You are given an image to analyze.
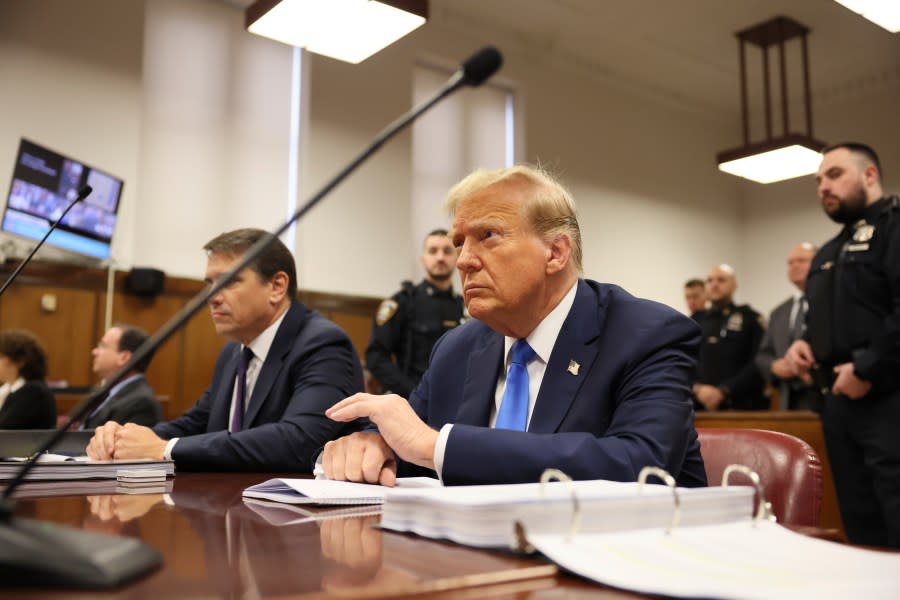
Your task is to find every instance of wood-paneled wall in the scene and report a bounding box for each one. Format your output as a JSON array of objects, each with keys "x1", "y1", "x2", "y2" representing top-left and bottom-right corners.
[{"x1": 0, "y1": 260, "x2": 380, "y2": 421}]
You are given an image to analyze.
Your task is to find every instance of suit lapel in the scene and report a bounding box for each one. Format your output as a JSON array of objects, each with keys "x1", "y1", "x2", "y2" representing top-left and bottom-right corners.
[
  {"x1": 94, "y1": 378, "x2": 140, "y2": 422},
  {"x1": 454, "y1": 332, "x2": 504, "y2": 426},
  {"x1": 244, "y1": 302, "x2": 304, "y2": 427},
  {"x1": 529, "y1": 280, "x2": 604, "y2": 434}
]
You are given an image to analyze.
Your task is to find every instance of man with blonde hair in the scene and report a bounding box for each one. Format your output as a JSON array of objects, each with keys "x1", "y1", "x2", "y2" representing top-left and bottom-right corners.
[{"x1": 322, "y1": 165, "x2": 706, "y2": 487}]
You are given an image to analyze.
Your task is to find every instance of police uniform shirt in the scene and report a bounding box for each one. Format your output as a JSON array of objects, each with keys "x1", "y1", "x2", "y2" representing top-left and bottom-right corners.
[
  {"x1": 695, "y1": 302, "x2": 766, "y2": 410},
  {"x1": 804, "y1": 196, "x2": 900, "y2": 395},
  {"x1": 365, "y1": 279, "x2": 464, "y2": 398}
]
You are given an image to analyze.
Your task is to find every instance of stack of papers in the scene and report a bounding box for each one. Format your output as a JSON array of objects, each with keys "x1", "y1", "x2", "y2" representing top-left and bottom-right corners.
[
  {"x1": 2, "y1": 478, "x2": 173, "y2": 499},
  {"x1": 381, "y1": 479, "x2": 754, "y2": 548},
  {"x1": 0, "y1": 456, "x2": 175, "y2": 481}
]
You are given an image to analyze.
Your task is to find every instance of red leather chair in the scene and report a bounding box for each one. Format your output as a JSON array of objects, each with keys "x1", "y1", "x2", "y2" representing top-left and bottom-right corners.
[{"x1": 697, "y1": 428, "x2": 824, "y2": 526}]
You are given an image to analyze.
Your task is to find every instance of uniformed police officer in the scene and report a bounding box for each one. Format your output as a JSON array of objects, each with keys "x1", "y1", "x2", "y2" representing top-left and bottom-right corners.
[
  {"x1": 365, "y1": 229, "x2": 464, "y2": 398},
  {"x1": 786, "y1": 142, "x2": 900, "y2": 549},
  {"x1": 692, "y1": 264, "x2": 766, "y2": 411}
]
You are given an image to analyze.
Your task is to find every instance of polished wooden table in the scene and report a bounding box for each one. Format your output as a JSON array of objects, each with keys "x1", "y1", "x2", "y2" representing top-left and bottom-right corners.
[{"x1": 4, "y1": 473, "x2": 646, "y2": 598}]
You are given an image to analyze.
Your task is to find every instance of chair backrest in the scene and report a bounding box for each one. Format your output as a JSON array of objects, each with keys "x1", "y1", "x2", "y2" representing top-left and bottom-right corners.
[{"x1": 696, "y1": 428, "x2": 823, "y2": 526}]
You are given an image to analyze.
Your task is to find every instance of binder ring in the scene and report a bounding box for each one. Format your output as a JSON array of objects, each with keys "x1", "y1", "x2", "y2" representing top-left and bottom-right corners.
[
  {"x1": 539, "y1": 469, "x2": 581, "y2": 541},
  {"x1": 722, "y1": 464, "x2": 776, "y2": 525},
  {"x1": 637, "y1": 466, "x2": 680, "y2": 535}
]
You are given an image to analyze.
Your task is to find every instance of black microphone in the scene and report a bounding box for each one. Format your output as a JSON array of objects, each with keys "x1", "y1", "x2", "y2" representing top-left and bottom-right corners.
[
  {"x1": 0, "y1": 184, "x2": 93, "y2": 298},
  {"x1": 460, "y1": 46, "x2": 503, "y2": 86},
  {"x1": 0, "y1": 45, "x2": 503, "y2": 589}
]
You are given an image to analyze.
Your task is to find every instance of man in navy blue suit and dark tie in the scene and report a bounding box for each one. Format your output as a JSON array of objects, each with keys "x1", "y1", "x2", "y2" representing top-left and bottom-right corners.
[
  {"x1": 86, "y1": 228, "x2": 364, "y2": 471},
  {"x1": 322, "y1": 166, "x2": 707, "y2": 487}
]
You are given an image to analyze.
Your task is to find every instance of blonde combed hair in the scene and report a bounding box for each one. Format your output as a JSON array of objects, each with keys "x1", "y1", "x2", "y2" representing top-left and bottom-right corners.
[{"x1": 445, "y1": 165, "x2": 583, "y2": 273}]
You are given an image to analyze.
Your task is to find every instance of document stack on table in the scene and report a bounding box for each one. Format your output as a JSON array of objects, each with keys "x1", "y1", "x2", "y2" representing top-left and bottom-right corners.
[
  {"x1": 0, "y1": 455, "x2": 175, "y2": 481},
  {"x1": 379, "y1": 478, "x2": 754, "y2": 548},
  {"x1": 3, "y1": 477, "x2": 174, "y2": 499},
  {"x1": 378, "y1": 469, "x2": 900, "y2": 599}
]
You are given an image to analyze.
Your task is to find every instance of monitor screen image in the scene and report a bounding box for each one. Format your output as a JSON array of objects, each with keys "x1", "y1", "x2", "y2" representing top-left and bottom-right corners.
[{"x1": 3, "y1": 138, "x2": 123, "y2": 260}]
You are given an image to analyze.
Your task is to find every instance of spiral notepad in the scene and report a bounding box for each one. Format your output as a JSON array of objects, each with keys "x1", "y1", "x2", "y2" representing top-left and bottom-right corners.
[{"x1": 242, "y1": 476, "x2": 440, "y2": 506}]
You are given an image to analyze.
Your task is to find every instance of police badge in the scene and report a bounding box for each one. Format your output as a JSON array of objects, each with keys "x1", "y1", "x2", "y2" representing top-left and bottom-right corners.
[
  {"x1": 853, "y1": 223, "x2": 874, "y2": 243},
  {"x1": 375, "y1": 299, "x2": 399, "y2": 326}
]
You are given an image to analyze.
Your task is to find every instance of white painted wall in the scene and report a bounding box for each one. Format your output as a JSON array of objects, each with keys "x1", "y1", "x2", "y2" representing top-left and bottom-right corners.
[{"x1": 137, "y1": 0, "x2": 293, "y2": 279}]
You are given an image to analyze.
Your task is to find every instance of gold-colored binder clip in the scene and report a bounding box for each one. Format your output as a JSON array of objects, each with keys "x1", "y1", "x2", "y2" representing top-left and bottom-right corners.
[
  {"x1": 721, "y1": 464, "x2": 776, "y2": 525},
  {"x1": 513, "y1": 468, "x2": 581, "y2": 553},
  {"x1": 637, "y1": 466, "x2": 680, "y2": 535}
]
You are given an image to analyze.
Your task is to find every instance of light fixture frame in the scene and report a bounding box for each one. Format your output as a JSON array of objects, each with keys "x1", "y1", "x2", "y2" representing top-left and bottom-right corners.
[{"x1": 716, "y1": 16, "x2": 827, "y2": 183}]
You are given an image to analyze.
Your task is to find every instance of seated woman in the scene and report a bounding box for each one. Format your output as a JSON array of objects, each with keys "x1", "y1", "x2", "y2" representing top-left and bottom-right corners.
[{"x1": 0, "y1": 329, "x2": 56, "y2": 429}]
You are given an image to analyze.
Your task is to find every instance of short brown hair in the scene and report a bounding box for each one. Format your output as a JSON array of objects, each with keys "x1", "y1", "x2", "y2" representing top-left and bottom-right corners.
[
  {"x1": 822, "y1": 142, "x2": 882, "y2": 182},
  {"x1": 685, "y1": 278, "x2": 705, "y2": 289},
  {"x1": 203, "y1": 228, "x2": 297, "y2": 299},
  {"x1": 113, "y1": 324, "x2": 155, "y2": 373},
  {"x1": 0, "y1": 329, "x2": 48, "y2": 380}
]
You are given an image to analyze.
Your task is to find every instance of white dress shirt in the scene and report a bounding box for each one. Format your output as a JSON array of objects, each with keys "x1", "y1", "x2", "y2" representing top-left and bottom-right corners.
[
  {"x1": 432, "y1": 281, "x2": 579, "y2": 478},
  {"x1": 0, "y1": 377, "x2": 26, "y2": 412}
]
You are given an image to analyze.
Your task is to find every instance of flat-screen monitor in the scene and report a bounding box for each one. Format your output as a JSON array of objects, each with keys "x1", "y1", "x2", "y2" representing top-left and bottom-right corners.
[{"x1": 3, "y1": 138, "x2": 123, "y2": 260}]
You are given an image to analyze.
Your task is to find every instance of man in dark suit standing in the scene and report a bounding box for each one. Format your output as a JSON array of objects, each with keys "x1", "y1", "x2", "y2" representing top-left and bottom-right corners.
[
  {"x1": 321, "y1": 166, "x2": 706, "y2": 487},
  {"x1": 754, "y1": 243, "x2": 821, "y2": 411},
  {"x1": 82, "y1": 324, "x2": 162, "y2": 428},
  {"x1": 87, "y1": 228, "x2": 364, "y2": 471}
]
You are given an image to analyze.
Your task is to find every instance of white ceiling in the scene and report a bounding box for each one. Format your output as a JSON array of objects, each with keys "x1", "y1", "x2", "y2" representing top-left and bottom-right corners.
[
  {"x1": 428, "y1": 0, "x2": 900, "y2": 117},
  {"x1": 232, "y1": 1, "x2": 900, "y2": 119}
]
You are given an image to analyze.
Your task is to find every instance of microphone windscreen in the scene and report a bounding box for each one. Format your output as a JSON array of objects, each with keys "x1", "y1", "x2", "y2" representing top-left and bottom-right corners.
[
  {"x1": 461, "y1": 46, "x2": 503, "y2": 86},
  {"x1": 77, "y1": 185, "x2": 93, "y2": 200}
]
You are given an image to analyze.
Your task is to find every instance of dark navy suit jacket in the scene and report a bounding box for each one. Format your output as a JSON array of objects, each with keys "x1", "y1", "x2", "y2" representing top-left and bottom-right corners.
[
  {"x1": 154, "y1": 301, "x2": 364, "y2": 471},
  {"x1": 401, "y1": 279, "x2": 707, "y2": 487},
  {"x1": 84, "y1": 376, "x2": 162, "y2": 429}
]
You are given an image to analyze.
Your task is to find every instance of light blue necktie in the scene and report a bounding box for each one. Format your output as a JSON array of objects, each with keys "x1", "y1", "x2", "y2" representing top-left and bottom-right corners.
[{"x1": 495, "y1": 340, "x2": 536, "y2": 431}]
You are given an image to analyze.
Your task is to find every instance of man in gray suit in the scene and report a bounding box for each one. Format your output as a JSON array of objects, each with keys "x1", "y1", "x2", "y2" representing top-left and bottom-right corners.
[
  {"x1": 83, "y1": 325, "x2": 162, "y2": 429},
  {"x1": 755, "y1": 243, "x2": 822, "y2": 411}
]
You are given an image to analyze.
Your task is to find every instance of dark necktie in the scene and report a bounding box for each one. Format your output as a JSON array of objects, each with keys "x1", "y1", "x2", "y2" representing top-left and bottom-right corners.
[
  {"x1": 495, "y1": 340, "x2": 536, "y2": 431},
  {"x1": 791, "y1": 297, "x2": 807, "y2": 340},
  {"x1": 230, "y1": 346, "x2": 254, "y2": 433}
]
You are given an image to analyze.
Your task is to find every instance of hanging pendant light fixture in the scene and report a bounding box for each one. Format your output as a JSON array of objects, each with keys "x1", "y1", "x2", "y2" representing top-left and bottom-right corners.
[{"x1": 716, "y1": 16, "x2": 826, "y2": 184}]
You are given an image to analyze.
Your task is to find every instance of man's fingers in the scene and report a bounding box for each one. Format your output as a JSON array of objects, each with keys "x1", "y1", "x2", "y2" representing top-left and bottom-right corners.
[
  {"x1": 325, "y1": 438, "x2": 350, "y2": 481},
  {"x1": 378, "y1": 461, "x2": 397, "y2": 487},
  {"x1": 327, "y1": 397, "x2": 376, "y2": 422},
  {"x1": 88, "y1": 424, "x2": 118, "y2": 460},
  {"x1": 323, "y1": 433, "x2": 394, "y2": 484},
  {"x1": 343, "y1": 438, "x2": 367, "y2": 482},
  {"x1": 360, "y1": 442, "x2": 391, "y2": 484}
]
